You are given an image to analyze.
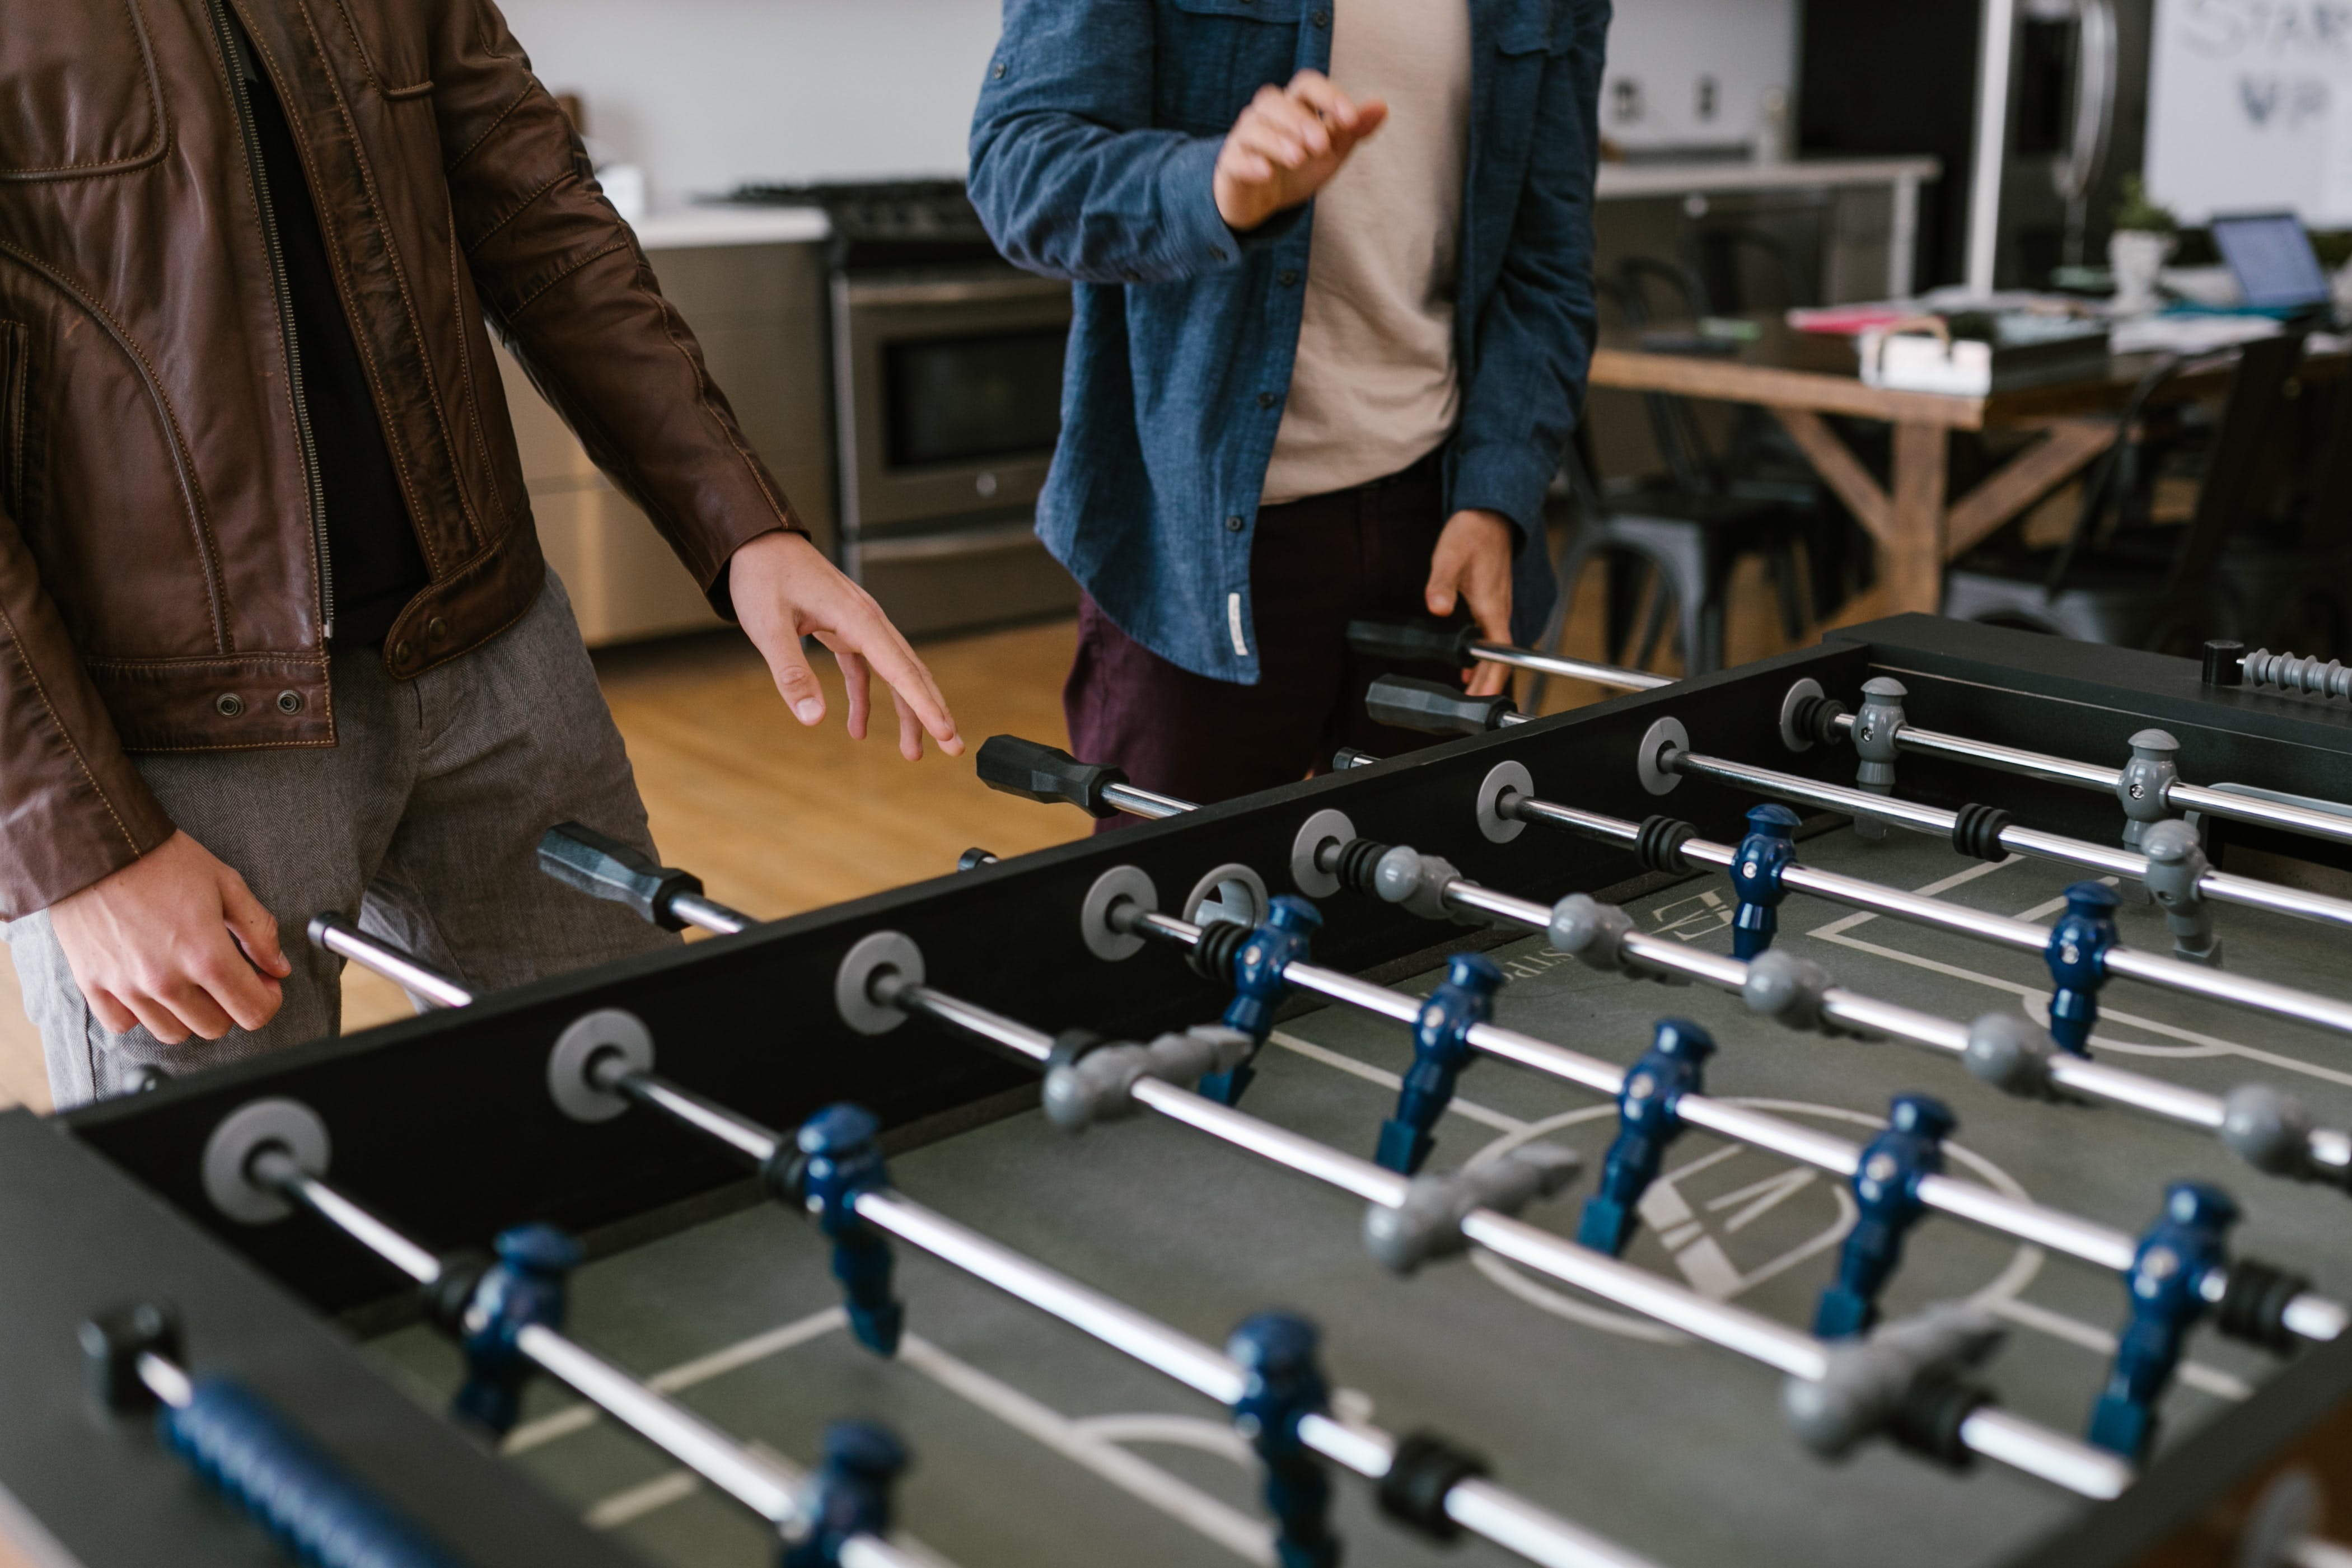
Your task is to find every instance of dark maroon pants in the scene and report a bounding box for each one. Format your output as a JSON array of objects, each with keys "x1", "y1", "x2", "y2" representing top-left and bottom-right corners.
[{"x1": 1065, "y1": 457, "x2": 1460, "y2": 827}]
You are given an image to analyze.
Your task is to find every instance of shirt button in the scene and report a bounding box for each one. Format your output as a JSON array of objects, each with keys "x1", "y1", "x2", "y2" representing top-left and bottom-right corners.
[
  {"x1": 428, "y1": 616, "x2": 450, "y2": 642},
  {"x1": 1226, "y1": 515, "x2": 1245, "y2": 533},
  {"x1": 1256, "y1": 391, "x2": 1276, "y2": 409},
  {"x1": 393, "y1": 640, "x2": 412, "y2": 664},
  {"x1": 1312, "y1": 9, "x2": 1330, "y2": 25},
  {"x1": 992, "y1": 60, "x2": 1007, "y2": 79},
  {"x1": 1278, "y1": 268, "x2": 1300, "y2": 287}
]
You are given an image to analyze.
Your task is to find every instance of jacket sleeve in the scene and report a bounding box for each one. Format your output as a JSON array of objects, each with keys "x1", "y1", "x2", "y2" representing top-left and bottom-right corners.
[
  {"x1": 428, "y1": 0, "x2": 805, "y2": 612},
  {"x1": 968, "y1": 0, "x2": 1294, "y2": 284},
  {"x1": 0, "y1": 506, "x2": 175, "y2": 916},
  {"x1": 1448, "y1": 0, "x2": 1608, "y2": 549}
]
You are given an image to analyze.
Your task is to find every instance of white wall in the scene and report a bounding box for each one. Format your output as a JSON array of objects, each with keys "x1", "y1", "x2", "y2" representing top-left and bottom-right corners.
[
  {"x1": 495, "y1": 0, "x2": 1003, "y2": 203},
  {"x1": 496, "y1": 0, "x2": 1799, "y2": 206},
  {"x1": 1601, "y1": 0, "x2": 1799, "y2": 153}
]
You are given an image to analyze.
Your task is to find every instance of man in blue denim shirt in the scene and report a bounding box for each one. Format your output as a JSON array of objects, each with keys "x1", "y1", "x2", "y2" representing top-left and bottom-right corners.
[{"x1": 970, "y1": 0, "x2": 1605, "y2": 808}]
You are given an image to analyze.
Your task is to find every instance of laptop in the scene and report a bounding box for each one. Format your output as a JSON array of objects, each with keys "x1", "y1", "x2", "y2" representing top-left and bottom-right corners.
[{"x1": 2209, "y1": 211, "x2": 2333, "y2": 314}]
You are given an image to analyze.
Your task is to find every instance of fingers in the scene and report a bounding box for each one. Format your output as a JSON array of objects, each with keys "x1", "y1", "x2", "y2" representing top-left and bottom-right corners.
[
  {"x1": 764, "y1": 634, "x2": 830, "y2": 728},
  {"x1": 218, "y1": 869, "x2": 291, "y2": 979},
  {"x1": 1284, "y1": 73, "x2": 1387, "y2": 152},
  {"x1": 829, "y1": 606, "x2": 963, "y2": 757},
  {"x1": 830, "y1": 642, "x2": 873, "y2": 743},
  {"x1": 1236, "y1": 86, "x2": 1331, "y2": 167},
  {"x1": 153, "y1": 972, "x2": 238, "y2": 1041},
  {"x1": 85, "y1": 988, "x2": 140, "y2": 1038},
  {"x1": 892, "y1": 686, "x2": 924, "y2": 764},
  {"x1": 116, "y1": 990, "x2": 193, "y2": 1047},
  {"x1": 1462, "y1": 582, "x2": 1515, "y2": 700},
  {"x1": 191, "y1": 938, "x2": 284, "y2": 1033}
]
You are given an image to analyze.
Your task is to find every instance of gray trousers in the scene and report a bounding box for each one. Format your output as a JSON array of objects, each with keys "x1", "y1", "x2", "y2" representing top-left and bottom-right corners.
[{"x1": 8, "y1": 573, "x2": 679, "y2": 1110}]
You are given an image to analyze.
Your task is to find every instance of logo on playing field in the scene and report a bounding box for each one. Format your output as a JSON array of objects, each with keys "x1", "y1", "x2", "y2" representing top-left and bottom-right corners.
[{"x1": 1469, "y1": 1101, "x2": 2043, "y2": 1344}]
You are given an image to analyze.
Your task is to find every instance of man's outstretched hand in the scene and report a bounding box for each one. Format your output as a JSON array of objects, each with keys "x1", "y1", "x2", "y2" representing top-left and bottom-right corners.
[
  {"x1": 49, "y1": 830, "x2": 291, "y2": 1045},
  {"x1": 1425, "y1": 511, "x2": 1517, "y2": 699},
  {"x1": 1214, "y1": 71, "x2": 1388, "y2": 232},
  {"x1": 729, "y1": 530, "x2": 964, "y2": 761}
]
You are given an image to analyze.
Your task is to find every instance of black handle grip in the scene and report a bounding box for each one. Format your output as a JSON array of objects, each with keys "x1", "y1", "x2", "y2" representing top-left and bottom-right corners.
[
  {"x1": 1366, "y1": 677, "x2": 1517, "y2": 737},
  {"x1": 537, "y1": 822, "x2": 704, "y2": 931},
  {"x1": 1346, "y1": 617, "x2": 1479, "y2": 669},
  {"x1": 976, "y1": 734, "x2": 1128, "y2": 818}
]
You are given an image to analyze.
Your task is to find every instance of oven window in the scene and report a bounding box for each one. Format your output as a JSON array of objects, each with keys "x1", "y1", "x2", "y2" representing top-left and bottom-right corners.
[{"x1": 883, "y1": 327, "x2": 1067, "y2": 470}]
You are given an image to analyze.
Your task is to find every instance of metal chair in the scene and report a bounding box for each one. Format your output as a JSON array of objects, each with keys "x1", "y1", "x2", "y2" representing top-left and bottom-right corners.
[
  {"x1": 1530, "y1": 261, "x2": 1813, "y2": 698},
  {"x1": 1940, "y1": 331, "x2": 2308, "y2": 652}
]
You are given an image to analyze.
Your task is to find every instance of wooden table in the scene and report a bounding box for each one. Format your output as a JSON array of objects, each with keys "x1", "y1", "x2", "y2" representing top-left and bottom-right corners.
[{"x1": 1585, "y1": 322, "x2": 2258, "y2": 616}]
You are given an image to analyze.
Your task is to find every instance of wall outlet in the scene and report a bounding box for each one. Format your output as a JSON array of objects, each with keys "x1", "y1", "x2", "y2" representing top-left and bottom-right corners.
[
  {"x1": 1613, "y1": 78, "x2": 1644, "y2": 123},
  {"x1": 1696, "y1": 75, "x2": 1720, "y2": 122}
]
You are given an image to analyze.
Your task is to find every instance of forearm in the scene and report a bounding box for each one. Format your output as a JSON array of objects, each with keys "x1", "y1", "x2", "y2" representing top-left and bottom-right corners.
[
  {"x1": 437, "y1": 0, "x2": 799, "y2": 603},
  {"x1": 970, "y1": 118, "x2": 1251, "y2": 285},
  {"x1": 1449, "y1": 24, "x2": 1604, "y2": 543}
]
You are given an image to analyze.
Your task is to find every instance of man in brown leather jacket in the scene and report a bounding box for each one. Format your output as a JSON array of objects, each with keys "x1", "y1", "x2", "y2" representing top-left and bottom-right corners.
[{"x1": 2, "y1": 0, "x2": 962, "y2": 1106}]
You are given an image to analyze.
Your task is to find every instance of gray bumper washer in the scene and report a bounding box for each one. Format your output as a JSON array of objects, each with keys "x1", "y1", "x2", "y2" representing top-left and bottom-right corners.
[
  {"x1": 836, "y1": 930, "x2": 924, "y2": 1035},
  {"x1": 1290, "y1": 808, "x2": 1358, "y2": 898},
  {"x1": 203, "y1": 1098, "x2": 331, "y2": 1224},
  {"x1": 1081, "y1": 865, "x2": 1158, "y2": 962},
  {"x1": 1638, "y1": 717, "x2": 1690, "y2": 796},
  {"x1": 549, "y1": 1008, "x2": 656, "y2": 1122},
  {"x1": 1186, "y1": 863, "x2": 1268, "y2": 929},
  {"x1": 1476, "y1": 760, "x2": 1533, "y2": 844},
  {"x1": 1780, "y1": 678, "x2": 1824, "y2": 753}
]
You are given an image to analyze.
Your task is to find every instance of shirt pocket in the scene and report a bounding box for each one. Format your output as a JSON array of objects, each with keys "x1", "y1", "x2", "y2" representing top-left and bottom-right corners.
[
  {"x1": 0, "y1": 0, "x2": 170, "y2": 181},
  {"x1": 1156, "y1": 0, "x2": 1307, "y2": 135}
]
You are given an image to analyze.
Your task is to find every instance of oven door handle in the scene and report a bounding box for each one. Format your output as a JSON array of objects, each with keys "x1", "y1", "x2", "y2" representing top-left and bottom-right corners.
[
  {"x1": 838, "y1": 274, "x2": 1073, "y2": 308},
  {"x1": 851, "y1": 522, "x2": 1046, "y2": 566}
]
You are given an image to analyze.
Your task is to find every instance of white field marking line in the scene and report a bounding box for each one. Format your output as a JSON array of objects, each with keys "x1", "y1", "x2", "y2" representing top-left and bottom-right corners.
[
  {"x1": 1072, "y1": 1412, "x2": 1257, "y2": 1465},
  {"x1": 1805, "y1": 855, "x2": 2025, "y2": 942},
  {"x1": 1808, "y1": 899, "x2": 2352, "y2": 1091},
  {"x1": 2016, "y1": 878, "x2": 2118, "y2": 924},
  {"x1": 896, "y1": 1334, "x2": 1276, "y2": 1566},
  {"x1": 585, "y1": 1469, "x2": 702, "y2": 1529},
  {"x1": 581, "y1": 1443, "x2": 961, "y2": 1566},
  {"x1": 505, "y1": 1305, "x2": 849, "y2": 1454},
  {"x1": 1267, "y1": 1031, "x2": 1523, "y2": 1130},
  {"x1": 1989, "y1": 1296, "x2": 2252, "y2": 1401},
  {"x1": 1267, "y1": 1025, "x2": 2222, "y2": 1379},
  {"x1": 557, "y1": 1315, "x2": 1270, "y2": 1557}
]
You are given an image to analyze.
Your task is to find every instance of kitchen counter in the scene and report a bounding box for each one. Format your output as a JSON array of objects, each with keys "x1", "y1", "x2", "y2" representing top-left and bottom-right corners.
[
  {"x1": 630, "y1": 205, "x2": 830, "y2": 251},
  {"x1": 1596, "y1": 155, "x2": 1941, "y2": 298},
  {"x1": 1595, "y1": 155, "x2": 1939, "y2": 200}
]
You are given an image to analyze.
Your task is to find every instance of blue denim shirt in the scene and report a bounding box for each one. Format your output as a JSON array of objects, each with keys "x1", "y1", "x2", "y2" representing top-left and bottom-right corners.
[{"x1": 970, "y1": 0, "x2": 1607, "y2": 684}]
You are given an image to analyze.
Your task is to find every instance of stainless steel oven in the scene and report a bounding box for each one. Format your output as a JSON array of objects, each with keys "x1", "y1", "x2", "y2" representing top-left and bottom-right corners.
[{"x1": 831, "y1": 268, "x2": 1076, "y2": 637}]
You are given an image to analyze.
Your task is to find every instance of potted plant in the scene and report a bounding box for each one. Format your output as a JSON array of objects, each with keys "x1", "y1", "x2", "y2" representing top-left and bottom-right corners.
[{"x1": 2110, "y1": 176, "x2": 2178, "y2": 315}]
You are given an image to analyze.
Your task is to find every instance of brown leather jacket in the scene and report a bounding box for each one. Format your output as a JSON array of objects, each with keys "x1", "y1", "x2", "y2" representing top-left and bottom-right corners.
[{"x1": 0, "y1": 0, "x2": 805, "y2": 915}]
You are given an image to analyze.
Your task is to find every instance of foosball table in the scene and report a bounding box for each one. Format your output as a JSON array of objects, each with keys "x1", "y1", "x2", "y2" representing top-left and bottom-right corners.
[{"x1": 7, "y1": 614, "x2": 2352, "y2": 1568}]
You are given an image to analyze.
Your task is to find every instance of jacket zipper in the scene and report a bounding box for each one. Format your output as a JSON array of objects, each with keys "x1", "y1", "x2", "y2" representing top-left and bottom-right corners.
[{"x1": 206, "y1": 0, "x2": 334, "y2": 642}]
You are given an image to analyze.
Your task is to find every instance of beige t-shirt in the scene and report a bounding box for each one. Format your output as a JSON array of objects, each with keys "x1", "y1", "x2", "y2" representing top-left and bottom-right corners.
[{"x1": 1259, "y1": 0, "x2": 1473, "y2": 507}]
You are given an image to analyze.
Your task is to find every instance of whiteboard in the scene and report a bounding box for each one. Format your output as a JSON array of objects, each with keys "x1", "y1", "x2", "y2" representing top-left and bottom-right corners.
[{"x1": 2145, "y1": 0, "x2": 2352, "y2": 226}]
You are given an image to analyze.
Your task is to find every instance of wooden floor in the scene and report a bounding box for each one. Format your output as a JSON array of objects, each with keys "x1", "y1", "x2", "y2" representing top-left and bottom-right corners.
[{"x1": 0, "y1": 556, "x2": 1854, "y2": 1117}]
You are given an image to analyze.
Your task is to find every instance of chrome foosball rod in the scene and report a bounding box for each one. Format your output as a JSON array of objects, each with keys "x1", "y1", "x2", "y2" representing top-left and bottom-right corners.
[
  {"x1": 966, "y1": 734, "x2": 2352, "y2": 1199},
  {"x1": 194, "y1": 1103, "x2": 932, "y2": 1568},
  {"x1": 1366, "y1": 676, "x2": 2352, "y2": 946}
]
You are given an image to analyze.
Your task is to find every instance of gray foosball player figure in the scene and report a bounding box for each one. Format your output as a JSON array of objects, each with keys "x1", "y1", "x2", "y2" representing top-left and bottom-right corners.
[
  {"x1": 1850, "y1": 678, "x2": 1906, "y2": 844},
  {"x1": 2113, "y1": 730, "x2": 2184, "y2": 906}
]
